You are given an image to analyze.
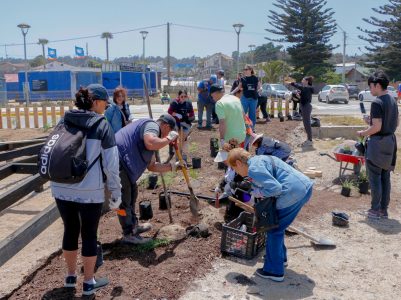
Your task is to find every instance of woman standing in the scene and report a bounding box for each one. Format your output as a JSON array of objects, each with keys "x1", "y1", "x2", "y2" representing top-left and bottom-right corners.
[
  {"x1": 105, "y1": 87, "x2": 131, "y2": 133},
  {"x1": 51, "y1": 84, "x2": 121, "y2": 296},
  {"x1": 168, "y1": 90, "x2": 195, "y2": 161},
  {"x1": 233, "y1": 65, "x2": 260, "y2": 131},
  {"x1": 290, "y1": 77, "x2": 314, "y2": 146},
  {"x1": 227, "y1": 148, "x2": 313, "y2": 282}
]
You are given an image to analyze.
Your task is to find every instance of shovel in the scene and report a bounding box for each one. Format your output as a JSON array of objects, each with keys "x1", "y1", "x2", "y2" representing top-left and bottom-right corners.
[
  {"x1": 227, "y1": 196, "x2": 335, "y2": 247},
  {"x1": 173, "y1": 142, "x2": 199, "y2": 216}
]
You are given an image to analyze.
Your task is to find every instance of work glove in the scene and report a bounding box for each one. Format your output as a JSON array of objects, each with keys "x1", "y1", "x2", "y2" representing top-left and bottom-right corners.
[
  {"x1": 170, "y1": 160, "x2": 186, "y2": 172},
  {"x1": 214, "y1": 186, "x2": 222, "y2": 196},
  {"x1": 174, "y1": 113, "x2": 183, "y2": 120},
  {"x1": 166, "y1": 130, "x2": 179, "y2": 142},
  {"x1": 109, "y1": 197, "x2": 122, "y2": 210},
  {"x1": 220, "y1": 139, "x2": 225, "y2": 148}
]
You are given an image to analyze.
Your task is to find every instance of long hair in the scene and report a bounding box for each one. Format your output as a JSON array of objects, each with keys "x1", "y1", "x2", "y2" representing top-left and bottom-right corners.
[
  {"x1": 75, "y1": 87, "x2": 93, "y2": 110},
  {"x1": 113, "y1": 87, "x2": 127, "y2": 104}
]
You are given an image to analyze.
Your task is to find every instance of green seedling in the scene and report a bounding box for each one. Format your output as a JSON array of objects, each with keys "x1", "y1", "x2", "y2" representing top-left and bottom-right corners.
[
  {"x1": 189, "y1": 168, "x2": 199, "y2": 180},
  {"x1": 358, "y1": 170, "x2": 368, "y2": 183},
  {"x1": 341, "y1": 179, "x2": 354, "y2": 189},
  {"x1": 134, "y1": 238, "x2": 171, "y2": 252}
]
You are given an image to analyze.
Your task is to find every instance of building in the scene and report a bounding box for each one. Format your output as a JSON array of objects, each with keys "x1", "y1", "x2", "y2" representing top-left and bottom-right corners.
[
  {"x1": 335, "y1": 63, "x2": 372, "y2": 83},
  {"x1": 201, "y1": 53, "x2": 233, "y2": 78}
]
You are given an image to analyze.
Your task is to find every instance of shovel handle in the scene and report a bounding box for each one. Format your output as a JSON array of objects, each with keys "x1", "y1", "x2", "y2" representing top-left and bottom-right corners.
[
  {"x1": 228, "y1": 196, "x2": 254, "y2": 213},
  {"x1": 173, "y1": 142, "x2": 192, "y2": 188}
]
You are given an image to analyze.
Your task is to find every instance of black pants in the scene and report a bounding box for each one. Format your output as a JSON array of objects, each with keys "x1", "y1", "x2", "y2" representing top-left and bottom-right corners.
[
  {"x1": 56, "y1": 199, "x2": 103, "y2": 257},
  {"x1": 212, "y1": 103, "x2": 219, "y2": 124},
  {"x1": 257, "y1": 97, "x2": 269, "y2": 119},
  {"x1": 300, "y1": 103, "x2": 312, "y2": 141},
  {"x1": 118, "y1": 165, "x2": 139, "y2": 235},
  {"x1": 293, "y1": 101, "x2": 298, "y2": 112}
]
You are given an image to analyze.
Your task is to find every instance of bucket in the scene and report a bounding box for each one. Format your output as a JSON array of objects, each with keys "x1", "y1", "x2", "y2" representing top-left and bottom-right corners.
[
  {"x1": 192, "y1": 157, "x2": 202, "y2": 169},
  {"x1": 159, "y1": 192, "x2": 172, "y2": 210},
  {"x1": 139, "y1": 200, "x2": 153, "y2": 220},
  {"x1": 147, "y1": 174, "x2": 158, "y2": 189}
]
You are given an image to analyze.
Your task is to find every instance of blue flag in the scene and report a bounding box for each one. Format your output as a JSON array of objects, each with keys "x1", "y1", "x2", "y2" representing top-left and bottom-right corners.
[
  {"x1": 48, "y1": 48, "x2": 57, "y2": 60},
  {"x1": 75, "y1": 46, "x2": 85, "y2": 57}
]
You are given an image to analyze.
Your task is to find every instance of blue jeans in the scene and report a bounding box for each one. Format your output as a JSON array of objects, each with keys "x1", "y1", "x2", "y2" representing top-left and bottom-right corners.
[
  {"x1": 197, "y1": 101, "x2": 213, "y2": 128},
  {"x1": 263, "y1": 187, "x2": 313, "y2": 275},
  {"x1": 366, "y1": 159, "x2": 391, "y2": 211},
  {"x1": 241, "y1": 96, "x2": 258, "y2": 131}
]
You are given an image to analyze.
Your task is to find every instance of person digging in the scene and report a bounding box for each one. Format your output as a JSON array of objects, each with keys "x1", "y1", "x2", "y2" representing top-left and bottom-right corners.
[{"x1": 115, "y1": 114, "x2": 181, "y2": 244}]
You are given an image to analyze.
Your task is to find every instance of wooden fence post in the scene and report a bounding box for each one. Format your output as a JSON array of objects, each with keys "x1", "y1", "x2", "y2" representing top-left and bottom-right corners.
[
  {"x1": 51, "y1": 106, "x2": 56, "y2": 126},
  {"x1": 6, "y1": 108, "x2": 11, "y2": 129},
  {"x1": 24, "y1": 107, "x2": 30, "y2": 129},
  {"x1": 60, "y1": 106, "x2": 65, "y2": 118},
  {"x1": 42, "y1": 106, "x2": 48, "y2": 128},
  {"x1": 15, "y1": 107, "x2": 21, "y2": 129},
  {"x1": 33, "y1": 107, "x2": 39, "y2": 128}
]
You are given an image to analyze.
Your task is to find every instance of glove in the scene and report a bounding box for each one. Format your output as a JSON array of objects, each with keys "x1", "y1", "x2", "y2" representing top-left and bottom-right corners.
[
  {"x1": 230, "y1": 180, "x2": 252, "y2": 191},
  {"x1": 220, "y1": 139, "x2": 225, "y2": 148},
  {"x1": 214, "y1": 186, "x2": 222, "y2": 196},
  {"x1": 109, "y1": 197, "x2": 122, "y2": 210},
  {"x1": 174, "y1": 113, "x2": 183, "y2": 120},
  {"x1": 170, "y1": 160, "x2": 186, "y2": 172},
  {"x1": 166, "y1": 130, "x2": 179, "y2": 142}
]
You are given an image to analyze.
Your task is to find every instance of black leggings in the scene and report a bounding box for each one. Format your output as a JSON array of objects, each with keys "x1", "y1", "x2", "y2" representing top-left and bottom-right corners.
[{"x1": 56, "y1": 199, "x2": 103, "y2": 257}]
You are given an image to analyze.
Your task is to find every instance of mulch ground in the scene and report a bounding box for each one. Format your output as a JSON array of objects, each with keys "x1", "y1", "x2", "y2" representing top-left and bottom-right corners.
[{"x1": 4, "y1": 118, "x2": 368, "y2": 300}]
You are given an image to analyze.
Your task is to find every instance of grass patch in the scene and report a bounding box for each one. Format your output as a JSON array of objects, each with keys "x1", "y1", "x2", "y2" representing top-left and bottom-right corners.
[
  {"x1": 134, "y1": 238, "x2": 171, "y2": 252},
  {"x1": 315, "y1": 139, "x2": 343, "y2": 151},
  {"x1": 320, "y1": 116, "x2": 366, "y2": 126}
]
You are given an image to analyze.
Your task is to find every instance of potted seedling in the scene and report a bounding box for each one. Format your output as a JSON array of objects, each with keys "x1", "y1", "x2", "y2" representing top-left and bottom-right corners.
[
  {"x1": 189, "y1": 142, "x2": 201, "y2": 169},
  {"x1": 138, "y1": 177, "x2": 153, "y2": 220},
  {"x1": 341, "y1": 180, "x2": 353, "y2": 197},
  {"x1": 342, "y1": 146, "x2": 353, "y2": 155},
  {"x1": 158, "y1": 172, "x2": 173, "y2": 210},
  {"x1": 358, "y1": 170, "x2": 369, "y2": 194}
]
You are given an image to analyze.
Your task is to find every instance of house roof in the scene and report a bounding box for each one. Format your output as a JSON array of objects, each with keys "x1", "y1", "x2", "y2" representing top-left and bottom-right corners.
[
  {"x1": 31, "y1": 61, "x2": 101, "y2": 72},
  {"x1": 335, "y1": 62, "x2": 372, "y2": 76}
]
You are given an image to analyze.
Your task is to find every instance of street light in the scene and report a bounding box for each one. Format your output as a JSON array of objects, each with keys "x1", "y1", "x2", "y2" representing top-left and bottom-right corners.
[
  {"x1": 140, "y1": 31, "x2": 148, "y2": 61},
  {"x1": 17, "y1": 23, "x2": 31, "y2": 105},
  {"x1": 248, "y1": 44, "x2": 256, "y2": 65},
  {"x1": 233, "y1": 23, "x2": 244, "y2": 74}
]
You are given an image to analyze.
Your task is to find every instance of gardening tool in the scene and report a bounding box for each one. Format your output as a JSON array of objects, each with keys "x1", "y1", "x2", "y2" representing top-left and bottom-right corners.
[
  {"x1": 227, "y1": 196, "x2": 336, "y2": 247},
  {"x1": 170, "y1": 190, "x2": 215, "y2": 201},
  {"x1": 142, "y1": 74, "x2": 173, "y2": 223},
  {"x1": 173, "y1": 142, "x2": 199, "y2": 216}
]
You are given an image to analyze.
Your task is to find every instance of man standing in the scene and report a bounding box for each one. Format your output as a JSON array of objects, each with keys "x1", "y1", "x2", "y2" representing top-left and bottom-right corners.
[
  {"x1": 115, "y1": 114, "x2": 179, "y2": 244},
  {"x1": 210, "y1": 84, "x2": 246, "y2": 147},
  {"x1": 357, "y1": 71, "x2": 399, "y2": 219},
  {"x1": 197, "y1": 79, "x2": 213, "y2": 129}
]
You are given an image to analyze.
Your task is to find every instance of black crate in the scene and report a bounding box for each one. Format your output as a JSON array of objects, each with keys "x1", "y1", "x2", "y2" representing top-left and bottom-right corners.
[{"x1": 221, "y1": 212, "x2": 266, "y2": 259}]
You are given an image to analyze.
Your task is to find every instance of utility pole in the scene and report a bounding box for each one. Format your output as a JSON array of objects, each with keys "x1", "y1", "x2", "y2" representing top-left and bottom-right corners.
[
  {"x1": 86, "y1": 43, "x2": 89, "y2": 68},
  {"x1": 167, "y1": 22, "x2": 171, "y2": 87},
  {"x1": 248, "y1": 44, "x2": 255, "y2": 65},
  {"x1": 342, "y1": 31, "x2": 346, "y2": 83},
  {"x1": 4, "y1": 45, "x2": 8, "y2": 60},
  {"x1": 233, "y1": 23, "x2": 244, "y2": 75},
  {"x1": 17, "y1": 23, "x2": 31, "y2": 106}
]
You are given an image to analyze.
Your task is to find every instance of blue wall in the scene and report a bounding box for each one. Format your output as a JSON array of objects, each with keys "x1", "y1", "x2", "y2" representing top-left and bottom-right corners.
[{"x1": 76, "y1": 71, "x2": 101, "y2": 90}]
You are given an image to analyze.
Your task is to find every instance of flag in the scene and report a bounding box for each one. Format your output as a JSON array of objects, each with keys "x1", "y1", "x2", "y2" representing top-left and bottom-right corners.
[
  {"x1": 75, "y1": 46, "x2": 85, "y2": 58},
  {"x1": 48, "y1": 48, "x2": 57, "y2": 60}
]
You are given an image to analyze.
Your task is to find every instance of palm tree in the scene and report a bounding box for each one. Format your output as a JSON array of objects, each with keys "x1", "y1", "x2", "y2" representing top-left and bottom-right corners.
[
  {"x1": 38, "y1": 38, "x2": 49, "y2": 68},
  {"x1": 101, "y1": 32, "x2": 113, "y2": 62},
  {"x1": 261, "y1": 60, "x2": 291, "y2": 83}
]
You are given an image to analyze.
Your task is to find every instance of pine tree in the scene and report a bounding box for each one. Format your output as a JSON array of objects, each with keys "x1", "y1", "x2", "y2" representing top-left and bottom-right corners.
[
  {"x1": 358, "y1": 0, "x2": 401, "y2": 81},
  {"x1": 266, "y1": 0, "x2": 337, "y2": 80}
]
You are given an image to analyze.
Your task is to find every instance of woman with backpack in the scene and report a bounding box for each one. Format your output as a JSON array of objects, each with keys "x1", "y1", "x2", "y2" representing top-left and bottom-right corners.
[
  {"x1": 105, "y1": 87, "x2": 131, "y2": 133},
  {"x1": 50, "y1": 84, "x2": 121, "y2": 296}
]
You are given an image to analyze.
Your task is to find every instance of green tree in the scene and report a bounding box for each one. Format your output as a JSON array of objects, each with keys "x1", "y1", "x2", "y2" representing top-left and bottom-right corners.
[
  {"x1": 30, "y1": 55, "x2": 45, "y2": 68},
  {"x1": 253, "y1": 42, "x2": 282, "y2": 63},
  {"x1": 358, "y1": 0, "x2": 401, "y2": 81},
  {"x1": 260, "y1": 60, "x2": 291, "y2": 83},
  {"x1": 266, "y1": 0, "x2": 337, "y2": 80}
]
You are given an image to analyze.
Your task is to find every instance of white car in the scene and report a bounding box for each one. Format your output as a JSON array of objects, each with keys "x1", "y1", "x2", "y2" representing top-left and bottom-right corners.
[
  {"x1": 358, "y1": 86, "x2": 398, "y2": 101},
  {"x1": 318, "y1": 85, "x2": 349, "y2": 104}
]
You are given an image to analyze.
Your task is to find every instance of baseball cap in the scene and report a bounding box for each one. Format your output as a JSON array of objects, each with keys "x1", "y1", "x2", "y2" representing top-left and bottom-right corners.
[
  {"x1": 209, "y1": 75, "x2": 217, "y2": 84},
  {"x1": 157, "y1": 114, "x2": 177, "y2": 129},
  {"x1": 249, "y1": 133, "x2": 264, "y2": 147},
  {"x1": 87, "y1": 84, "x2": 109, "y2": 101},
  {"x1": 214, "y1": 150, "x2": 228, "y2": 163},
  {"x1": 209, "y1": 84, "x2": 224, "y2": 95}
]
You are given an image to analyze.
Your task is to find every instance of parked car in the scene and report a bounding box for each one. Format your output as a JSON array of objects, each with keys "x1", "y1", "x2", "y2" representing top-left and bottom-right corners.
[
  {"x1": 318, "y1": 85, "x2": 349, "y2": 104},
  {"x1": 358, "y1": 86, "x2": 398, "y2": 101},
  {"x1": 342, "y1": 84, "x2": 360, "y2": 99},
  {"x1": 261, "y1": 83, "x2": 291, "y2": 99}
]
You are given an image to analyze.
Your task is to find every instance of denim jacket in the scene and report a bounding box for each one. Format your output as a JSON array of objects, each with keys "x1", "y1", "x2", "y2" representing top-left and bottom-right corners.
[
  {"x1": 248, "y1": 155, "x2": 313, "y2": 209},
  {"x1": 104, "y1": 103, "x2": 130, "y2": 133}
]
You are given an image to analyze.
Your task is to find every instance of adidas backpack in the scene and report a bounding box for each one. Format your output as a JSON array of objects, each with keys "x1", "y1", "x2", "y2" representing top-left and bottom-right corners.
[{"x1": 38, "y1": 116, "x2": 103, "y2": 183}]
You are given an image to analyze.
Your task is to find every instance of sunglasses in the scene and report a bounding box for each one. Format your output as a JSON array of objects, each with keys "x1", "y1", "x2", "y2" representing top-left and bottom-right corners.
[{"x1": 243, "y1": 68, "x2": 250, "y2": 71}]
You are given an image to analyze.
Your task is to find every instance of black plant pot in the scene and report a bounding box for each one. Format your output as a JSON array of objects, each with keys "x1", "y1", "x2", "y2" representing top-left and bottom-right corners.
[
  {"x1": 139, "y1": 200, "x2": 153, "y2": 220},
  {"x1": 218, "y1": 162, "x2": 227, "y2": 170},
  {"x1": 159, "y1": 192, "x2": 172, "y2": 210},
  {"x1": 210, "y1": 138, "x2": 218, "y2": 150},
  {"x1": 211, "y1": 148, "x2": 218, "y2": 158},
  {"x1": 192, "y1": 157, "x2": 202, "y2": 169},
  {"x1": 358, "y1": 181, "x2": 369, "y2": 194},
  {"x1": 279, "y1": 116, "x2": 285, "y2": 122},
  {"x1": 147, "y1": 174, "x2": 158, "y2": 189},
  {"x1": 341, "y1": 187, "x2": 351, "y2": 197}
]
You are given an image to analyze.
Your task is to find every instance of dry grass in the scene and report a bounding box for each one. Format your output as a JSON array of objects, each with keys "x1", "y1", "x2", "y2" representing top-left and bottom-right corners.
[{"x1": 320, "y1": 116, "x2": 366, "y2": 126}]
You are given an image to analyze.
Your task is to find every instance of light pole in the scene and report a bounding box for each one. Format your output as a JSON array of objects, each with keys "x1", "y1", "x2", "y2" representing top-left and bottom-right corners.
[
  {"x1": 233, "y1": 23, "x2": 244, "y2": 75},
  {"x1": 248, "y1": 44, "x2": 256, "y2": 65},
  {"x1": 140, "y1": 31, "x2": 148, "y2": 61},
  {"x1": 18, "y1": 23, "x2": 31, "y2": 105}
]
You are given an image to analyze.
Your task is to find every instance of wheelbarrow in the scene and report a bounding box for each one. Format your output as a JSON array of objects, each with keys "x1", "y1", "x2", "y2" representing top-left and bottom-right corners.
[{"x1": 320, "y1": 151, "x2": 365, "y2": 178}]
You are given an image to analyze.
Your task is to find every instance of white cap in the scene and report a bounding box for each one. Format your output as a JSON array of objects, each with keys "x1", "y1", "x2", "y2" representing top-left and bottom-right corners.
[
  {"x1": 249, "y1": 133, "x2": 263, "y2": 147},
  {"x1": 214, "y1": 150, "x2": 228, "y2": 163}
]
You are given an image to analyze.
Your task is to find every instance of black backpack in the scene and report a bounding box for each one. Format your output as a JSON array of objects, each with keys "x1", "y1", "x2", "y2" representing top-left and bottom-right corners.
[{"x1": 38, "y1": 116, "x2": 104, "y2": 183}]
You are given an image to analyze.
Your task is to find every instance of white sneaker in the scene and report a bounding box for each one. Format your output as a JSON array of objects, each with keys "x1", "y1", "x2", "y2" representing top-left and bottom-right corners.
[
  {"x1": 122, "y1": 233, "x2": 152, "y2": 245},
  {"x1": 133, "y1": 222, "x2": 152, "y2": 235},
  {"x1": 301, "y1": 140, "x2": 313, "y2": 147}
]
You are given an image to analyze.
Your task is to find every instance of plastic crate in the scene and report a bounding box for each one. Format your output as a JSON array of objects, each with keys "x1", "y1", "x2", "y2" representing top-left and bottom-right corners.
[{"x1": 221, "y1": 212, "x2": 266, "y2": 259}]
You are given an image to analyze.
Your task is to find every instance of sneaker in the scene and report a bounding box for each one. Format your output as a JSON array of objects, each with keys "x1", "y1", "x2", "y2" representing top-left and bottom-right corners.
[
  {"x1": 367, "y1": 209, "x2": 381, "y2": 219},
  {"x1": 380, "y1": 209, "x2": 388, "y2": 219},
  {"x1": 255, "y1": 268, "x2": 284, "y2": 282},
  {"x1": 122, "y1": 233, "x2": 152, "y2": 245},
  {"x1": 82, "y1": 277, "x2": 109, "y2": 296},
  {"x1": 301, "y1": 140, "x2": 313, "y2": 147},
  {"x1": 262, "y1": 256, "x2": 288, "y2": 268},
  {"x1": 133, "y1": 222, "x2": 152, "y2": 235},
  {"x1": 265, "y1": 118, "x2": 271, "y2": 123},
  {"x1": 64, "y1": 275, "x2": 77, "y2": 288}
]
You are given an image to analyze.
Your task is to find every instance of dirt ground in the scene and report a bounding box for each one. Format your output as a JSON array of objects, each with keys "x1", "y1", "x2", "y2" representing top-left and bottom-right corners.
[{"x1": 1, "y1": 117, "x2": 401, "y2": 300}]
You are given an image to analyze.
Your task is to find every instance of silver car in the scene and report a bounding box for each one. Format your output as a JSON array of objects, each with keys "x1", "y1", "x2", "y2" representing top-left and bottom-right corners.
[{"x1": 318, "y1": 85, "x2": 349, "y2": 104}]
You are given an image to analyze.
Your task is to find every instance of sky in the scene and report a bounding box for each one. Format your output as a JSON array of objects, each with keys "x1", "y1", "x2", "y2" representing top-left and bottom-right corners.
[{"x1": 0, "y1": 0, "x2": 390, "y2": 61}]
